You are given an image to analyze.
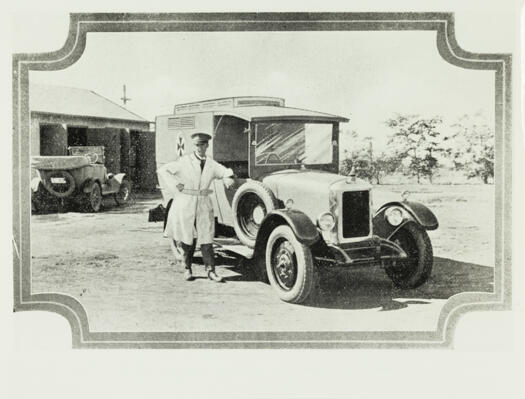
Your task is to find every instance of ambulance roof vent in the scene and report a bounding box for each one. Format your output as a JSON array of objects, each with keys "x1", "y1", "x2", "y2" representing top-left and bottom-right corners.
[
  {"x1": 174, "y1": 96, "x2": 285, "y2": 115},
  {"x1": 168, "y1": 116, "x2": 195, "y2": 131}
]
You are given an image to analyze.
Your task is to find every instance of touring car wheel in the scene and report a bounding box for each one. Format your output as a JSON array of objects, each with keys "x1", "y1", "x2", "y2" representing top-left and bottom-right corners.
[
  {"x1": 86, "y1": 182, "x2": 102, "y2": 212},
  {"x1": 31, "y1": 195, "x2": 42, "y2": 213},
  {"x1": 114, "y1": 179, "x2": 131, "y2": 205},
  {"x1": 42, "y1": 170, "x2": 76, "y2": 198},
  {"x1": 265, "y1": 225, "x2": 315, "y2": 304},
  {"x1": 384, "y1": 222, "x2": 433, "y2": 289},
  {"x1": 232, "y1": 180, "x2": 278, "y2": 248}
]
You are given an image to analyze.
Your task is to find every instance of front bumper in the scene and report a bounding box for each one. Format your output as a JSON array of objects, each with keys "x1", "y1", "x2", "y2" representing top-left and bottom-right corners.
[{"x1": 314, "y1": 235, "x2": 407, "y2": 268}]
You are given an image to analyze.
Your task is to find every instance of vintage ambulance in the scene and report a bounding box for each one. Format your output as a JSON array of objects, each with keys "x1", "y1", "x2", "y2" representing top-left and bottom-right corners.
[{"x1": 154, "y1": 96, "x2": 438, "y2": 304}]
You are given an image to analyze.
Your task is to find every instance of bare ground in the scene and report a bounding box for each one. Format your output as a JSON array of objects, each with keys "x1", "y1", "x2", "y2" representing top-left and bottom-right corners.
[{"x1": 30, "y1": 185, "x2": 494, "y2": 332}]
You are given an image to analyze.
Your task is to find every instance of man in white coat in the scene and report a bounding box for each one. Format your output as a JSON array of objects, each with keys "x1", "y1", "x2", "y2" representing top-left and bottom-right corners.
[{"x1": 157, "y1": 132, "x2": 234, "y2": 282}]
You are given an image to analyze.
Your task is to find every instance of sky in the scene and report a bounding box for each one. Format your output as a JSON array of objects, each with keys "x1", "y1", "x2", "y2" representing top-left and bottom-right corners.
[{"x1": 29, "y1": 29, "x2": 495, "y2": 153}]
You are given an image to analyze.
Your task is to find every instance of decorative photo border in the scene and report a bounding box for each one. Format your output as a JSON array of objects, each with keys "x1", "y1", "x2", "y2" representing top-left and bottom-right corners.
[{"x1": 12, "y1": 12, "x2": 512, "y2": 348}]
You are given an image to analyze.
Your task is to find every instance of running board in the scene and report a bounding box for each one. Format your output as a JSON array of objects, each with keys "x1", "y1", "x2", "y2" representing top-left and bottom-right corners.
[{"x1": 213, "y1": 237, "x2": 254, "y2": 259}]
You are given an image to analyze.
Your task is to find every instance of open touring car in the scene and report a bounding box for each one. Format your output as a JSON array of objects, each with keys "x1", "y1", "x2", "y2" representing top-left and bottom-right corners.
[{"x1": 31, "y1": 145, "x2": 131, "y2": 213}]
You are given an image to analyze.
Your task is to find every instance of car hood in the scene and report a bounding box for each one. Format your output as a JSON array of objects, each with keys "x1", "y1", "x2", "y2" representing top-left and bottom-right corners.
[
  {"x1": 262, "y1": 169, "x2": 344, "y2": 194},
  {"x1": 261, "y1": 169, "x2": 370, "y2": 221}
]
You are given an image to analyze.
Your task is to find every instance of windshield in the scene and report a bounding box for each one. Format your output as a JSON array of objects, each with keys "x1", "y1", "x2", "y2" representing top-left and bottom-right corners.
[{"x1": 255, "y1": 122, "x2": 334, "y2": 165}]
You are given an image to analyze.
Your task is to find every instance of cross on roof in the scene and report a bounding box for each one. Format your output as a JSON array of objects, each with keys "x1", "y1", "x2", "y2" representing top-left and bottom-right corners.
[{"x1": 121, "y1": 84, "x2": 131, "y2": 106}]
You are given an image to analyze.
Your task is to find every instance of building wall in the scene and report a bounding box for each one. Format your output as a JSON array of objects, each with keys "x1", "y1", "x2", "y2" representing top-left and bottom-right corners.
[
  {"x1": 119, "y1": 129, "x2": 131, "y2": 176},
  {"x1": 141, "y1": 131, "x2": 157, "y2": 190},
  {"x1": 132, "y1": 130, "x2": 157, "y2": 190},
  {"x1": 39, "y1": 124, "x2": 68, "y2": 156}
]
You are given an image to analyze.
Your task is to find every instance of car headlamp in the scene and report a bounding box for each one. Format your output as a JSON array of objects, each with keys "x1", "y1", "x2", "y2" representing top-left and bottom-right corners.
[
  {"x1": 385, "y1": 207, "x2": 404, "y2": 226},
  {"x1": 318, "y1": 212, "x2": 336, "y2": 231}
]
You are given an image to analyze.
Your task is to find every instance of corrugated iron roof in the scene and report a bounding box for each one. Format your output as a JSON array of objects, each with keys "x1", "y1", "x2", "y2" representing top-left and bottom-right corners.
[
  {"x1": 215, "y1": 105, "x2": 349, "y2": 123},
  {"x1": 29, "y1": 83, "x2": 149, "y2": 123}
]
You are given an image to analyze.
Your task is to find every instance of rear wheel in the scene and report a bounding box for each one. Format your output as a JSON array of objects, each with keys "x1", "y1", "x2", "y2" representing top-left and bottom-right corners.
[
  {"x1": 384, "y1": 222, "x2": 433, "y2": 289},
  {"x1": 265, "y1": 225, "x2": 315, "y2": 304}
]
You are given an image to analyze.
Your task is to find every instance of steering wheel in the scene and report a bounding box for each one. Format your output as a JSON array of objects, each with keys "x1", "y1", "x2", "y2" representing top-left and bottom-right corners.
[
  {"x1": 85, "y1": 152, "x2": 99, "y2": 164},
  {"x1": 264, "y1": 152, "x2": 282, "y2": 164}
]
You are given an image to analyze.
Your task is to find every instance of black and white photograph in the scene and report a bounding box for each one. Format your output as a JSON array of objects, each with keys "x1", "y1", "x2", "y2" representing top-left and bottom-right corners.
[{"x1": 5, "y1": 1, "x2": 524, "y2": 398}]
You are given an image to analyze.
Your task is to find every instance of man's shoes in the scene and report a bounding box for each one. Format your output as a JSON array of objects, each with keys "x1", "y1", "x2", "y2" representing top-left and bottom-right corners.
[
  {"x1": 184, "y1": 269, "x2": 194, "y2": 281},
  {"x1": 207, "y1": 270, "x2": 224, "y2": 283}
]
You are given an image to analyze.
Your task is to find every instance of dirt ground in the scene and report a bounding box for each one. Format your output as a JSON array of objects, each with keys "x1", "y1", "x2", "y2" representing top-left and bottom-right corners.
[{"x1": 30, "y1": 184, "x2": 494, "y2": 333}]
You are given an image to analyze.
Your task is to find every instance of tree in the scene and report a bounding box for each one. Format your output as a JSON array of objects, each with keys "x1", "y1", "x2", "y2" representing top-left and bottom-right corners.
[
  {"x1": 446, "y1": 113, "x2": 494, "y2": 184},
  {"x1": 370, "y1": 153, "x2": 402, "y2": 184},
  {"x1": 340, "y1": 148, "x2": 401, "y2": 184},
  {"x1": 385, "y1": 114, "x2": 444, "y2": 183}
]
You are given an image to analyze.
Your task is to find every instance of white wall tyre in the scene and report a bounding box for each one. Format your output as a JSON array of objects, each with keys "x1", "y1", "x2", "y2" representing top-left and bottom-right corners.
[
  {"x1": 265, "y1": 225, "x2": 315, "y2": 304},
  {"x1": 232, "y1": 180, "x2": 278, "y2": 248}
]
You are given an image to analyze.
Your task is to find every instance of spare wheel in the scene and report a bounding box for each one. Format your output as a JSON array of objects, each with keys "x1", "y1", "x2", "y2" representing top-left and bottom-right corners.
[
  {"x1": 42, "y1": 170, "x2": 76, "y2": 198},
  {"x1": 232, "y1": 180, "x2": 278, "y2": 248}
]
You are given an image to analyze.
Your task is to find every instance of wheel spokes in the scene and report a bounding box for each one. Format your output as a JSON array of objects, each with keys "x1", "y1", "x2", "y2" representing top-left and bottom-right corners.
[
  {"x1": 392, "y1": 236, "x2": 419, "y2": 277},
  {"x1": 91, "y1": 186, "x2": 101, "y2": 208},
  {"x1": 272, "y1": 241, "x2": 297, "y2": 290}
]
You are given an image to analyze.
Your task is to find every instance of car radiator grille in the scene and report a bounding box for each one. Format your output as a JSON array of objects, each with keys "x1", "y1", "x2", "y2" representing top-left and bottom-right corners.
[{"x1": 341, "y1": 190, "x2": 370, "y2": 238}]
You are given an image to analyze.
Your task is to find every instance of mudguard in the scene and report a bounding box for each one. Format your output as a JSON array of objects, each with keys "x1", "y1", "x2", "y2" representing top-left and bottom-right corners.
[
  {"x1": 104, "y1": 173, "x2": 128, "y2": 194},
  {"x1": 31, "y1": 176, "x2": 42, "y2": 192},
  {"x1": 112, "y1": 173, "x2": 127, "y2": 184},
  {"x1": 257, "y1": 209, "x2": 319, "y2": 246},
  {"x1": 373, "y1": 201, "x2": 439, "y2": 240},
  {"x1": 252, "y1": 209, "x2": 319, "y2": 272}
]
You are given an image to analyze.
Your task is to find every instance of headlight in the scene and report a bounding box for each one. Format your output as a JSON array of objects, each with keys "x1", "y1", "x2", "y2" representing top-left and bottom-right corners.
[
  {"x1": 385, "y1": 207, "x2": 404, "y2": 226},
  {"x1": 318, "y1": 212, "x2": 336, "y2": 231}
]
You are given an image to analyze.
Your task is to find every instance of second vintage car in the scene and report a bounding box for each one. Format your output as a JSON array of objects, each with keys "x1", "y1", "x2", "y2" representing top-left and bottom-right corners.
[
  {"x1": 31, "y1": 146, "x2": 131, "y2": 213},
  {"x1": 154, "y1": 96, "x2": 438, "y2": 303}
]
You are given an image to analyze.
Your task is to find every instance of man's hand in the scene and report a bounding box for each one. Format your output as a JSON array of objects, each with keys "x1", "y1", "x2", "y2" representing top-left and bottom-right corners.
[
  {"x1": 223, "y1": 177, "x2": 234, "y2": 189},
  {"x1": 176, "y1": 183, "x2": 185, "y2": 192}
]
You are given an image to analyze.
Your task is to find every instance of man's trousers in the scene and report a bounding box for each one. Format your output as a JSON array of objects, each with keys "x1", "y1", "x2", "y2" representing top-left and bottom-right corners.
[{"x1": 176, "y1": 240, "x2": 215, "y2": 272}]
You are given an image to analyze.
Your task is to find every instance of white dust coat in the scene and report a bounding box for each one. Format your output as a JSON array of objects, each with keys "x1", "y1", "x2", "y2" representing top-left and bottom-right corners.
[{"x1": 158, "y1": 153, "x2": 233, "y2": 246}]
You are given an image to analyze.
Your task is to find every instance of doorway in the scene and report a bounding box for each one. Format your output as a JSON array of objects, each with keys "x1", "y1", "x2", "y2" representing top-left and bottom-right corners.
[{"x1": 67, "y1": 126, "x2": 88, "y2": 148}]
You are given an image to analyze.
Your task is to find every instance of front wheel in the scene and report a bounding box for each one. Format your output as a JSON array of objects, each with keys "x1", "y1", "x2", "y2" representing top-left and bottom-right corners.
[
  {"x1": 114, "y1": 179, "x2": 131, "y2": 205},
  {"x1": 384, "y1": 222, "x2": 433, "y2": 289},
  {"x1": 85, "y1": 182, "x2": 102, "y2": 212},
  {"x1": 265, "y1": 225, "x2": 315, "y2": 304}
]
